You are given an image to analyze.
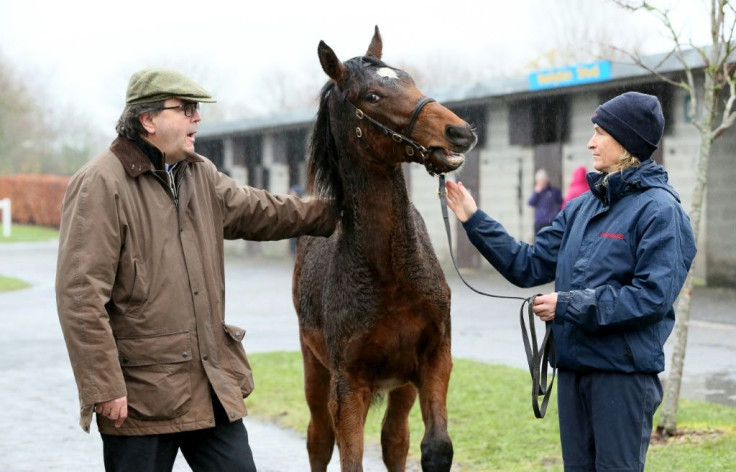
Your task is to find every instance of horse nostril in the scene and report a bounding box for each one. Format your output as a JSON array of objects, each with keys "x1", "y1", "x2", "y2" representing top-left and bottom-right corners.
[{"x1": 445, "y1": 124, "x2": 477, "y2": 149}]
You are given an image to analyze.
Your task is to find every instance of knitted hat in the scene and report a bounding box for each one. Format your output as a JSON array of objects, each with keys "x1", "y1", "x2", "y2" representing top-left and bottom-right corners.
[
  {"x1": 591, "y1": 92, "x2": 664, "y2": 160},
  {"x1": 126, "y1": 68, "x2": 216, "y2": 105}
]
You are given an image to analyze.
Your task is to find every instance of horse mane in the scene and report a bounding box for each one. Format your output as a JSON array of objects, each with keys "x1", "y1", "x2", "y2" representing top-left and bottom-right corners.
[
  {"x1": 307, "y1": 56, "x2": 389, "y2": 206},
  {"x1": 307, "y1": 82, "x2": 343, "y2": 205}
]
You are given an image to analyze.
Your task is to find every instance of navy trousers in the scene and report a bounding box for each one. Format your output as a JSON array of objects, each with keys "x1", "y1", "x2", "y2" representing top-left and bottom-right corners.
[
  {"x1": 557, "y1": 370, "x2": 663, "y2": 472},
  {"x1": 101, "y1": 396, "x2": 256, "y2": 472}
]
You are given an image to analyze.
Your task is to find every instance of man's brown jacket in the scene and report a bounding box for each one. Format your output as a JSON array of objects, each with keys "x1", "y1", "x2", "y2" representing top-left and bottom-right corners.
[{"x1": 56, "y1": 136, "x2": 335, "y2": 435}]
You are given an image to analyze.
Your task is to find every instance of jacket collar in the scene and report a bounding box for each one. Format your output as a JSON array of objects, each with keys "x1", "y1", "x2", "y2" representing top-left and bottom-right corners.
[
  {"x1": 110, "y1": 135, "x2": 204, "y2": 178},
  {"x1": 588, "y1": 160, "x2": 659, "y2": 205}
]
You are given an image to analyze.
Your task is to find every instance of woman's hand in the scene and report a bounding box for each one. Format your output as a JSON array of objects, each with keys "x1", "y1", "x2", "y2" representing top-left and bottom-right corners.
[
  {"x1": 532, "y1": 293, "x2": 558, "y2": 322},
  {"x1": 445, "y1": 180, "x2": 478, "y2": 223}
]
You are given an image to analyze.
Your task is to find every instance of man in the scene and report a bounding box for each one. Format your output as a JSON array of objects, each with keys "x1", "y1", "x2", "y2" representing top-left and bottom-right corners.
[{"x1": 55, "y1": 68, "x2": 337, "y2": 472}]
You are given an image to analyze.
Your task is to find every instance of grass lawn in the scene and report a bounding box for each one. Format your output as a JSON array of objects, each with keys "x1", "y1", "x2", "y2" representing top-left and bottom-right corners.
[
  {"x1": 0, "y1": 224, "x2": 59, "y2": 243},
  {"x1": 245, "y1": 351, "x2": 736, "y2": 471},
  {"x1": 0, "y1": 275, "x2": 30, "y2": 292}
]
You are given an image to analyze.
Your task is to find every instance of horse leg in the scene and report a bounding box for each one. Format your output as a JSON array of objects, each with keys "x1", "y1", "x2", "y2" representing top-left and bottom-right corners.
[
  {"x1": 330, "y1": 376, "x2": 372, "y2": 472},
  {"x1": 301, "y1": 339, "x2": 335, "y2": 472},
  {"x1": 381, "y1": 384, "x2": 417, "y2": 472},
  {"x1": 417, "y1": 344, "x2": 454, "y2": 472}
]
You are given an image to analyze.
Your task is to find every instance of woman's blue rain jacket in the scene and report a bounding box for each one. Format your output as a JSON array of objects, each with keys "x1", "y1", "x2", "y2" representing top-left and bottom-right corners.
[{"x1": 462, "y1": 160, "x2": 697, "y2": 373}]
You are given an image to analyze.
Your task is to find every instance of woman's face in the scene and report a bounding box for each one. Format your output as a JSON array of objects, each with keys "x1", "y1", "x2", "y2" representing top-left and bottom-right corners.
[{"x1": 587, "y1": 125, "x2": 625, "y2": 173}]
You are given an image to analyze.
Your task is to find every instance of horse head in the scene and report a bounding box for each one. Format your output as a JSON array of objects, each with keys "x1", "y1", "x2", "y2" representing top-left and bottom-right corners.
[{"x1": 309, "y1": 26, "x2": 477, "y2": 201}]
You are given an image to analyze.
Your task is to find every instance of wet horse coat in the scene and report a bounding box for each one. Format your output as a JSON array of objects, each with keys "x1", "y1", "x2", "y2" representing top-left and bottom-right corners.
[{"x1": 293, "y1": 27, "x2": 476, "y2": 472}]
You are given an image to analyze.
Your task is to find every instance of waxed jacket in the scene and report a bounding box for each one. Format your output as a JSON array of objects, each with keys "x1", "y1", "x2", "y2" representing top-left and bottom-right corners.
[
  {"x1": 56, "y1": 136, "x2": 336, "y2": 435},
  {"x1": 463, "y1": 160, "x2": 696, "y2": 373}
]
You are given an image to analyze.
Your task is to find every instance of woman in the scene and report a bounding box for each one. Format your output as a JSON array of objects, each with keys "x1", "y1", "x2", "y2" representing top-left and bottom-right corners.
[{"x1": 446, "y1": 91, "x2": 696, "y2": 472}]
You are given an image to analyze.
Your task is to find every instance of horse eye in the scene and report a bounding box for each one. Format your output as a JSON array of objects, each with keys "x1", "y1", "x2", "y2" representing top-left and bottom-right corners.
[{"x1": 365, "y1": 93, "x2": 380, "y2": 103}]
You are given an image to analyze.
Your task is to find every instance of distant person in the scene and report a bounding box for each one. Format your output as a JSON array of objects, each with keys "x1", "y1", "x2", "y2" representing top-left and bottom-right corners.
[
  {"x1": 445, "y1": 91, "x2": 696, "y2": 472},
  {"x1": 562, "y1": 165, "x2": 588, "y2": 209},
  {"x1": 528, "y1": 168, "x2": 563, "y2": 235},
  {"x1": 55, "y1": 68, "x2": 337, "y2": 472}
]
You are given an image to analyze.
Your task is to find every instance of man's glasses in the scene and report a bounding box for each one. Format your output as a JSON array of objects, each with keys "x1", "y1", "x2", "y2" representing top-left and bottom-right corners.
[{"x1": 158, "y1": 102, "x2": 199, "y2": 117}]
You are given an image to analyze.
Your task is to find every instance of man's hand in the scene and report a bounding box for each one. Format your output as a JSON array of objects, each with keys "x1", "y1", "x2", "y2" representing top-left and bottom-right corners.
[
  {"x1": 445, "y1": 180, "x2": 478, "y2": 223},
  {"x1": 95, "y1": 396, "x2": 128, "y2": 428},
  {"x1": 532, "y1": 293, "x2": 558, "y2": 322}
]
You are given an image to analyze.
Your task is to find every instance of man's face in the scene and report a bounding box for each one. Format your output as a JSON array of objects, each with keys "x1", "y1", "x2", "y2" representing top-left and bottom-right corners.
[
  {"x1": 588, "y1": 124, "x2": 625, "y2": 173},
  {"x1": 141, "y1": 98, "x2": 201, "y2": 163}
]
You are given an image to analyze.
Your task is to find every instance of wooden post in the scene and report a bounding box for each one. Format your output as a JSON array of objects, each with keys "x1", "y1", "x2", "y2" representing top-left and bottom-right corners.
[{"x1": 0, "y1": 198, "x2": 10, "y2": 237}]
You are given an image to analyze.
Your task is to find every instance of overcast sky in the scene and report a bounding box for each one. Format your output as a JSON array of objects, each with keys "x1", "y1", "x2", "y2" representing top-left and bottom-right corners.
[{"x1": 0, "y1": 0, "x2": 712, "y2": 137}]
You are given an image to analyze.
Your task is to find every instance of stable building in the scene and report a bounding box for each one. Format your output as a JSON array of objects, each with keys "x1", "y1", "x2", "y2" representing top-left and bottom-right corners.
[{"x1": 198, "y1": 48, "x2": 736, "y2": 287}]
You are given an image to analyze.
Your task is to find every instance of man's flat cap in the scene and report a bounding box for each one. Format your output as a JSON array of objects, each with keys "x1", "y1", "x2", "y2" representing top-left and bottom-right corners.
[{"x1": 125, "y1": 68, "x2": 216, "y2": 105}]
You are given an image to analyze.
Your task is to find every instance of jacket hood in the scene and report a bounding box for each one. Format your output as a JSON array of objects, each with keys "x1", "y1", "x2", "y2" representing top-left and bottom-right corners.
[
  {"x1": 570, "y1": 166, "x2": 587, "y2": 186},
  {"x1": 587, "y1": 160, "x2": 680, "y2": 204}
]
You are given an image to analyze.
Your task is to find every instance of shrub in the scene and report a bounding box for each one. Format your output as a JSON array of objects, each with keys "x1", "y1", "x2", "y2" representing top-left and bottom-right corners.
[{"x1": 0, "y1": 174, "x2": 70, "y2": 228}]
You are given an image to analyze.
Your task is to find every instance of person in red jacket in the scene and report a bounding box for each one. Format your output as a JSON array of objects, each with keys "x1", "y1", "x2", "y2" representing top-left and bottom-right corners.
[{"x1": 562, "y1": 165, "x2": 588, "y2": 209}]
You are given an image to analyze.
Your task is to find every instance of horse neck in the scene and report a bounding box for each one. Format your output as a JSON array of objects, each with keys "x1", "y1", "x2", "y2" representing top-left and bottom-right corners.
[{"x1": 339, "y1": 162, "x2": 420, "y2": 262}]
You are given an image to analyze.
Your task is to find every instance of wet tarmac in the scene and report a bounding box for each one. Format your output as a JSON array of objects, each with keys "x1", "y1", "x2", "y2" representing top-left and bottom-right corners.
[{"x1": 0, "y1": 240, "x2": 734, "y2": 471}]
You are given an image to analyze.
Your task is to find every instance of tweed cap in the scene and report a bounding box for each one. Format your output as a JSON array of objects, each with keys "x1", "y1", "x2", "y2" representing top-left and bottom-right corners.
[
  {"x1": 125, "y1": 68, "x2": 216, "y2": 105},
  {"x1": 591, "y1": 91, "x2": 664, "y2": 160}
]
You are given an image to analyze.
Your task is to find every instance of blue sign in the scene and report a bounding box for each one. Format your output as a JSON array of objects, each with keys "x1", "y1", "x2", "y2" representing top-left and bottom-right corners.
[{"x1": 528, "y1": 61, "x2": 611, "y2": 90}]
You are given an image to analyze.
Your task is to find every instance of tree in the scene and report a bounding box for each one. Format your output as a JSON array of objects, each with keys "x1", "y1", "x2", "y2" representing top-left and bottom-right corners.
[
  {"x1": 613, "y1": 0, "x2": 736, "y2": 438},
  {"x1": 0, "y1": 50, "x2": 108, "y2": 175}
]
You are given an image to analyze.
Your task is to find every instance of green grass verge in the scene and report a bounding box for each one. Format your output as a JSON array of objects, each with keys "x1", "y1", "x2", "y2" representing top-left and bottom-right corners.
[
  {"x1": 0, "y1": 224, "x2": 59, "y2": 243},
  {"x1": 0, "y1": 275, "x2": 30, "y2": 292},
  {"x1": 245, "y1": 351, "x2": 736, "y2": 472}
]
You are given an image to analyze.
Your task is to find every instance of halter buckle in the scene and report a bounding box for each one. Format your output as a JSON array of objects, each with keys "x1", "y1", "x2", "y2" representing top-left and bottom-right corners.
[
  {"x1": 392, "y1": 134, "x2": 403, "y2": 143},
  {"x1": 356, "y1": 127, "x2": 363, "y2": 138},
  {"x1": 355, "y1": 109, "x2": 364, "y2": 120}
]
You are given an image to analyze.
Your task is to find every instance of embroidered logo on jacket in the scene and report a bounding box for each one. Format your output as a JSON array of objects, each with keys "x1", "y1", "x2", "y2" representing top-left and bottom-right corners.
[{"x1": 601, "y1": 232, "x2": 624, "y2": 240}]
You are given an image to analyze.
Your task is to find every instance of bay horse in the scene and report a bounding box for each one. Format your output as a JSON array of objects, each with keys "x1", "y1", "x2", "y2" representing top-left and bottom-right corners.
[{"x1": 292, "y1": 26, "x2": 477, "y2": 472}]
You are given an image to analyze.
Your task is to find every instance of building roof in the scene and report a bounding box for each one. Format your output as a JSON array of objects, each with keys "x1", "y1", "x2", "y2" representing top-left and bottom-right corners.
[{"x1": 199, "y1": 47, "x2": 710, "y2": 139}]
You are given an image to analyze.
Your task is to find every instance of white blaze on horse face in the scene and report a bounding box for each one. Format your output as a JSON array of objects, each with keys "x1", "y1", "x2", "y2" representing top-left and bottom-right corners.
[{"x1": 376, "y1": 67, "x2": 399, "y2": 80}]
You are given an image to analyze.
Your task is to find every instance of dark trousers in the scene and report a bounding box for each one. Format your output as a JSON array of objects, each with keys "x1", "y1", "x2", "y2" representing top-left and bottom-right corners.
[
  {"x1": 557, "y1": 370, "x2": 663, "y2": 472},
  {"x1": 101, "y1": 396, "x2": 256, "y2": 472}
]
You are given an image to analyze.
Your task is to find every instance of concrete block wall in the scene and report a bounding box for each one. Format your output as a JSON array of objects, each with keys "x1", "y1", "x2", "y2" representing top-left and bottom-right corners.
[
  {"x1": 706, "y1": 112, "x2": 736, "y2": 286},
  {"x1": 663, "y1": 87, "x2": 707, "y2": 280},
  {"x1": 480, "y1": 101, "x2": 535, "y2": 243},
  {"x1": 562, "y1": 95, "x2": 598, "y2": 193}
]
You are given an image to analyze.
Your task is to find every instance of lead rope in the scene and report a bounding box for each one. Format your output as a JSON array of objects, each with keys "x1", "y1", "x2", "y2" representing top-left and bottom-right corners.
[{"x1": 437, "y1": 174, "x2": 556, "y2": 418}]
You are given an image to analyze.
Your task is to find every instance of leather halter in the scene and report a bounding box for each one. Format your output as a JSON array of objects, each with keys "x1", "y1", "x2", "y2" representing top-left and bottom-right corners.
[{"x1": 344, "y1": 96, "x2": 436, "y2": 160}]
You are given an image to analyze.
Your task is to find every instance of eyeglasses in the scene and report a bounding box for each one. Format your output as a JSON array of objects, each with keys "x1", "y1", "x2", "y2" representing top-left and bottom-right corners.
[{"x1": 158, "y1": 102, "x2": 200, "y2": 117}]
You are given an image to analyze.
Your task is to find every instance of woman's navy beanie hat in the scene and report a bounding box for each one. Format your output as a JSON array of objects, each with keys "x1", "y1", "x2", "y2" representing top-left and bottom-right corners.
[{"x1": 591, "y1": 91, "x2": 665, "y2": 160}]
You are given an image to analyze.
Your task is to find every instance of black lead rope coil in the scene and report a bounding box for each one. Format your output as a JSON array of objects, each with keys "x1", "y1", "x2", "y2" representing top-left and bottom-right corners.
[{"x1": 438, "y1": 174, "x2": 556, "y2": 418}]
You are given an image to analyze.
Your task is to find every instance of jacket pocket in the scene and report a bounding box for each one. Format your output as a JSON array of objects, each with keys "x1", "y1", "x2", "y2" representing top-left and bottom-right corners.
[
  {"x1": 223, "y1": 324, "x2": 255, "y2": 398},
  {"x1": 116, "y1": 331, "x2": 192, "y2": 420}
]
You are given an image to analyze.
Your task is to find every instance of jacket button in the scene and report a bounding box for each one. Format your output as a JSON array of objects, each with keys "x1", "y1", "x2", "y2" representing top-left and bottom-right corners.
[
  {"x1": 182, "y1": 352, "x2": 189, "y2": 358},
  {"x1": 121, "y1": 358, "x2": 128, "y2": 364},
  {"x1": 193, "y1": 290, "x2": 199, "y2": 295},
  {"x1": 202, "y1": 355, "x2": 209, "y2": 361},
  {"x1": 229, "y1": 412, "x2": 235, "y2": 418}
]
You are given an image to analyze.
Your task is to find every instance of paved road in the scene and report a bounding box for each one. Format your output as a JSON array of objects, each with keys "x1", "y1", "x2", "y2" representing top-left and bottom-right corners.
[{"x1": 0, "y1": 240, "x2": 734, "y2": 471}]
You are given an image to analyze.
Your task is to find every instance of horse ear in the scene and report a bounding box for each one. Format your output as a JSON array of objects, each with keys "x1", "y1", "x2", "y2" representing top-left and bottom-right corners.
[
  {"x1": 365, "y1": 25, "x2": 382, "y2": 59},
  {"x1": 318, "y1": 40, "x2": 347, "y2": 88}
]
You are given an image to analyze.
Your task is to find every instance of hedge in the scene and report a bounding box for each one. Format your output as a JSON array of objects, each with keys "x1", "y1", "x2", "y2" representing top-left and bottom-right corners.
[{"x1": 0, "y1": 175, "x2": 70, "y2": 228}]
